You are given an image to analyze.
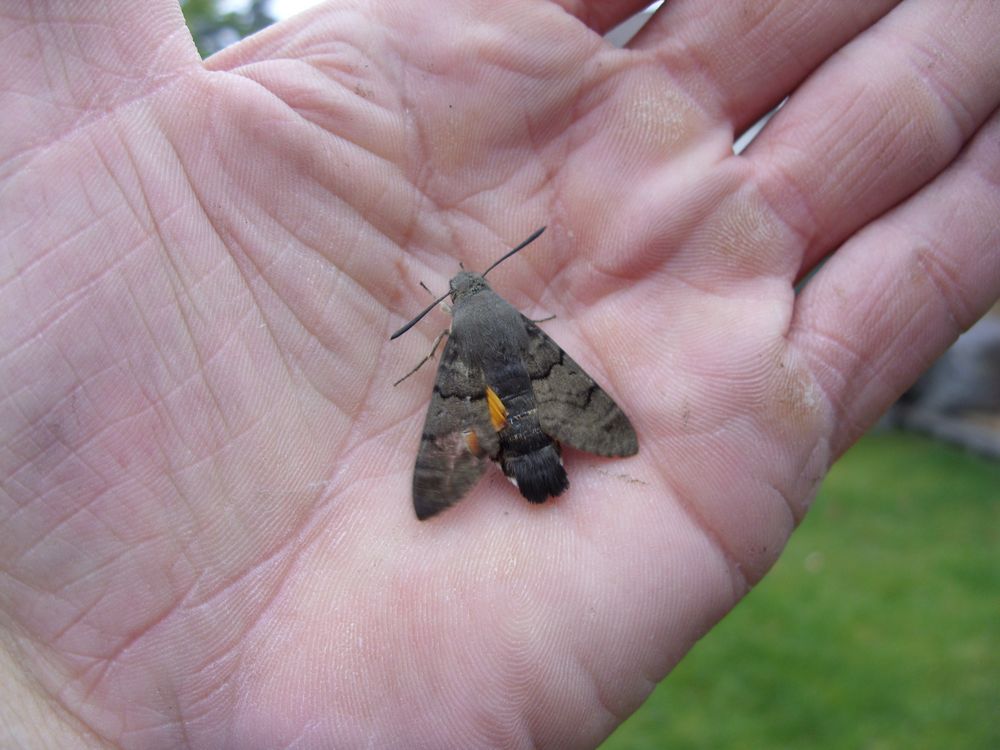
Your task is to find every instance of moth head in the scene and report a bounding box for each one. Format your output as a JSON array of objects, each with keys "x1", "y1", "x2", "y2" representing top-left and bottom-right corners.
[
  {"x1": 449, "y1": 271, "x2": 487, "y2": 303},
  {"x1": 389, "y1": 228, "x2": 545, "y2": 341}
]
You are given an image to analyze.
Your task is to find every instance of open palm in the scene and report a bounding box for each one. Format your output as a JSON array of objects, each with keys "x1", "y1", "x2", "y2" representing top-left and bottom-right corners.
[{"x1": 3, "y1": 1, "x2": 999, "y2": 747}]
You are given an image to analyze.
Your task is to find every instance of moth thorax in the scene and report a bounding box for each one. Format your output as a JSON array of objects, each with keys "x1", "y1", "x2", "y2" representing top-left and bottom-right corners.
[{"x1": 449, "y1": 272, "x2": 487, "y2": 302}]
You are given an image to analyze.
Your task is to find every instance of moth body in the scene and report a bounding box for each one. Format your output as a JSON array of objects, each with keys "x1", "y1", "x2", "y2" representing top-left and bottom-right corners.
[{"x1": 440, "y1": 272, "x2": 569, "y2": 507}]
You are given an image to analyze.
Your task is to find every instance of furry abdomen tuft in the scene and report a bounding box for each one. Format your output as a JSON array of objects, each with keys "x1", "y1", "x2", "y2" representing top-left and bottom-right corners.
[{"x1": 502, "y1": 444, "x2": 568, "y2": 503}]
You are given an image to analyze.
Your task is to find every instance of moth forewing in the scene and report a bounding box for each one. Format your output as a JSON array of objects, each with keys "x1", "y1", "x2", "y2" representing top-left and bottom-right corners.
[
  {"x1": 520, "y1": 316, "x2": 638, "y2": 458},
  {"x1": 411, "y1": 334, "x2": 497, "y2": 520}
]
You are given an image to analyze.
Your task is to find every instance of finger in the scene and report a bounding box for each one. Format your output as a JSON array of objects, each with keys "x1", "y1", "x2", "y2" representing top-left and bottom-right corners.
[
  {"x1": 552, "y1": 0, "x2": 655, "y2": 35},
  {"x1": 746, "y1": 1, "x2": 1000, "y2": 279},
  {"x1": 791, "y1": 107, "x2": 1000, "y2": 457},
  {"x1": 629, "y1": 0, "x2": 900, "y2": 134},
  {"x1": 0, "y1": 1, "x2": 198, "y2": 171}
]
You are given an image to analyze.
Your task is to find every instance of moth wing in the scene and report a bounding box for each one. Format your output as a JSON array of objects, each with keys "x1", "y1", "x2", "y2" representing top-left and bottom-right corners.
[
  {"x1": 412, "y1": 333, "x2": 499, "y2": 520},
  {"x1": 521, "y1": 316, "x2": 638, "y2": 457}
]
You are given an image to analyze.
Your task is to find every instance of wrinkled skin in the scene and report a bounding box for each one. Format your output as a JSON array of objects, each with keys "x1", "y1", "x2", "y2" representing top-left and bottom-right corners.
[{"x1": 2, "y1": 1, "x2": 999, "y2": 747}]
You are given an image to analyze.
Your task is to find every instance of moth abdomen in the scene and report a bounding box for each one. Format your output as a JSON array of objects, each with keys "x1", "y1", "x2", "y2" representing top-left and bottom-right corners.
[
  {"x1": 487, "y1": 366, "x2": 569, "y2": 504},
  {"x1": 501, "y1": 443, "x2": 568, "y2": 503}
]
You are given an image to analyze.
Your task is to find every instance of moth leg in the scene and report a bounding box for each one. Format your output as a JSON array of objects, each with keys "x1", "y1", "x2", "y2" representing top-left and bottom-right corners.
[
  {"x1": 530, "y1": 314, "x2": 556, "y2": 324},
  {"x1": 393, "y1": 329, "x2": 449, "y2": 387}
]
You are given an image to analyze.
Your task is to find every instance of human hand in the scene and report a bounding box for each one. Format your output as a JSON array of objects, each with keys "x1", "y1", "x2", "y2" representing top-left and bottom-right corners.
[{"x1": 2, "y1": 1, "x2": 998, "y2": 746}]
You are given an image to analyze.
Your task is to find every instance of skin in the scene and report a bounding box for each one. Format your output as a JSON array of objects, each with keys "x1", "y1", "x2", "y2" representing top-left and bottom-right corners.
[{"x1": 2, "y1": 0, "x2": 999, "y2": 747}]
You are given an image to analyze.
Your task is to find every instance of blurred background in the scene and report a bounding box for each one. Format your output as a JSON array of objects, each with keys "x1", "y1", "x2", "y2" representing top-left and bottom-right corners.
[{"x1": 180, "y1": 2, "x2": 1000, "y2": 747}]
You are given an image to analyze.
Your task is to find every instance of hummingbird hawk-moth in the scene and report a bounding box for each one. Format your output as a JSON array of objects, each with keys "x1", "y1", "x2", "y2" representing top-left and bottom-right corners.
[{"x1": 391, "y1": 227, "x2": 638, "y2": 520}]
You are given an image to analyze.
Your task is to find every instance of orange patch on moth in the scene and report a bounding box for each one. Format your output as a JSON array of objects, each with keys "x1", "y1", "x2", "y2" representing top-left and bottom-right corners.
[
  {"x1": 485, "y1": 386, "x2": 508, "y2": 431},
  {"x1": 463, "y1": 429, "x2": 481, "y2": 456}
]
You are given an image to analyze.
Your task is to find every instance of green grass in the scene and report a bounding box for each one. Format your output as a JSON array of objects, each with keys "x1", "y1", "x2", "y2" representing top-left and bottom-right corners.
[{"x1": 602, "y1": 431, "x2": 1000, "y2": 749}]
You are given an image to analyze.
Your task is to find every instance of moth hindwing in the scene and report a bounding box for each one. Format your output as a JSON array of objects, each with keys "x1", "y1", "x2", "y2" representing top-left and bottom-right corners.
[{"x1": 392, "y1": 229, "x2": 638, "y2": 520}]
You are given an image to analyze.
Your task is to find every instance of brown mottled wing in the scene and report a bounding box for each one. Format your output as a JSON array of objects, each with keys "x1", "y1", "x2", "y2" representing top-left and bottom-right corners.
[
  {"x1": 412, "y1": 334, "x2": 499, "y2": 520},
  {"x1": 521, "y1": 316, "x2": 638, "y2": 457}
]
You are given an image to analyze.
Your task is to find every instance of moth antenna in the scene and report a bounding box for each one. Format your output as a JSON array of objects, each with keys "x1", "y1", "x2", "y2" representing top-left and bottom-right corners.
[
  {"x1": 419, "y1": 281, "x2": 434, "y2": 297},
  {"x1": 482, "y1": 226, "x2": 546, "y2": 277},
  {"x1": 390, "y1": 290, "x2": 451, "y2": 340}
]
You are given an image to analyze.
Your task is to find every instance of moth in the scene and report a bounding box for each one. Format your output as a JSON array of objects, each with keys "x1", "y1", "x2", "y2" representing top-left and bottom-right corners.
[{"x1": 391, "y1": 227, "x2": 638, "y2": 520}]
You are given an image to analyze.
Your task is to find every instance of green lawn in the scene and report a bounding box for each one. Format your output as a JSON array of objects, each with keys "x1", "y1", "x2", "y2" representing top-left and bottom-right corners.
[{"x1": 602, "y1": 431, "x2": 1000, "y2": 749}]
